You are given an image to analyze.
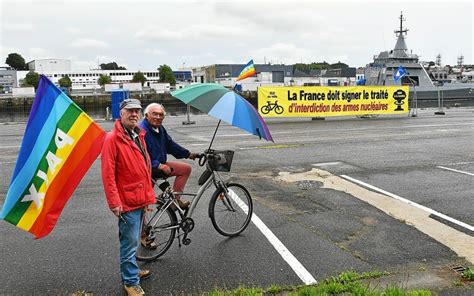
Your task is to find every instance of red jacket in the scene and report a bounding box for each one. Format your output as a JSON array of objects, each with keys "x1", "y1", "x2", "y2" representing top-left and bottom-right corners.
[{"x1": 101, "y1": 120, "x2": 155, "y2": 212}]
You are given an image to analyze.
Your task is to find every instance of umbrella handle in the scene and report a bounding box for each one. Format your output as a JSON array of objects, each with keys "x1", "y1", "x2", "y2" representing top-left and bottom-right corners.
[{"x1": 208, "y1": 119, "x2": 221, "y2": 151}]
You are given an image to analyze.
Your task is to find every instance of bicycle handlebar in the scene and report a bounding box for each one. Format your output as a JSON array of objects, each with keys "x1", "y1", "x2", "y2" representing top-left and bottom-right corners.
[
  {"x1": 197, "y1": 150, "x2": 226, "y2": 167},
  {"x1": 197, "y1": 153, "x2": 207, "y2": 166}
]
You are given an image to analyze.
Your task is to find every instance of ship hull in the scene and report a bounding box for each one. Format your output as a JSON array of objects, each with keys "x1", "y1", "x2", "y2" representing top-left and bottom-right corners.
[{"x1": 409, "y1": 85, "x2": 474, "y2": 101}]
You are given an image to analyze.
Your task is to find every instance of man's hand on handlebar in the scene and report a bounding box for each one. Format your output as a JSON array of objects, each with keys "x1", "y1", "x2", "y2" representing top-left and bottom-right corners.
[{"x1": 188, "y1": 152, "x2": 198, "y2": 160}]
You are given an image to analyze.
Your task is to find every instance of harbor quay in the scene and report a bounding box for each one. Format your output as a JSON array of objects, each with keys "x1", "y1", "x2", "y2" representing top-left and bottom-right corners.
[{"x1": 0, "y1": 107, "x2": 473, "y2": 294}]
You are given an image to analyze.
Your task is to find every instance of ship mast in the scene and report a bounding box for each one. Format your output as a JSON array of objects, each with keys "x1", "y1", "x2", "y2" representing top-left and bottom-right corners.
[
  {"x1": 395, "y1": 11, "x2": 408, "y2": 37},
  {"x1": 393, "y1": 11, "x2": 409, "y2": 56}
]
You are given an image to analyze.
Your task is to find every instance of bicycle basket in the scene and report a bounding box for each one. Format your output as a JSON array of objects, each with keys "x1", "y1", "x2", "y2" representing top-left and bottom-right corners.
[{"x1": 208, "y1": 150, "x2": 234, "y2": 172}]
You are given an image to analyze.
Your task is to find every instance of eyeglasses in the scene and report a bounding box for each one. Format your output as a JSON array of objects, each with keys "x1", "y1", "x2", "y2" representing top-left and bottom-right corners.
[{"x1": 150, "y1": 112, "x2": 165, "y2": 118}]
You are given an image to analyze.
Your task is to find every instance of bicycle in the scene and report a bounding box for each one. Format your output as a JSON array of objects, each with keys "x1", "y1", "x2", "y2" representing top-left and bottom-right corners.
[
  {"x1": 260, "y1": 100, "x2": 284, "y2": 115},
  {"x1": 136, "y1": 149, "x2": 253, "y2": 262}
]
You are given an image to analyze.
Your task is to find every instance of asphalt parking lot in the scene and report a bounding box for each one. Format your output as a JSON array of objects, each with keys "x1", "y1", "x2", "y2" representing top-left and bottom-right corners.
[{"x1": 0, "y1": 107, "x2": 473, "y2": 295}]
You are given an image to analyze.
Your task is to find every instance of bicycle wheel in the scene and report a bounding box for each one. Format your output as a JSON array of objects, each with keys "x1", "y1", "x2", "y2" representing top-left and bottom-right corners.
[
  {"x1": 275, "y1": 105, "x2": 284, "y2": 114},
  {"x1": 209, "y1": 183, "x2": 253, "y2": 237},
  {"x1": 136, "y1": 202, "x2": 177, "y2": 261},
  {"x1": 260, "y1": 105, "x2": 270, "y2": 114}
]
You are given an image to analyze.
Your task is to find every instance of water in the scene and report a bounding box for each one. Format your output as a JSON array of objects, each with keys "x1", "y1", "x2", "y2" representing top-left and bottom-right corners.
[{"x1": 0, "y1": 98, "x2": 192, "y2": 123}]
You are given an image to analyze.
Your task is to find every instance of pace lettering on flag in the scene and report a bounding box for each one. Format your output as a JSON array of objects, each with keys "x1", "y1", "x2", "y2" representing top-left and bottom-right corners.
[
  {"x1": 0, "y1": 75, "x2": 105, "y2": 238},
  {"x1": 236, "y1": 59, "x2": 257, "y2": 81}
]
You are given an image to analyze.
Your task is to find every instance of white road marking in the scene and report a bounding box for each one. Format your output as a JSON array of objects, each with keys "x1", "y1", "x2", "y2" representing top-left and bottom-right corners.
[
  {"x1": 437, "y1": 166, "x2": 474, "y2": 177},
  {"x1": 313, "y1": 162, "x2": 341, "y2": 166},
  {"x1": 278, "y1": 169, "x2": 474, "y2": 263},
  {"x1": 228, "y1": 189, "x2": 317, "y2": 285},
  {"x1": 340, "y1": 175, "x2": 474, "y2": 232},
  {"x1": 220, "y1": 133, "x2": 253, "y2": 137},
  {"x1": 446, "y1": 161, "x2": 474, "y2": 165}
]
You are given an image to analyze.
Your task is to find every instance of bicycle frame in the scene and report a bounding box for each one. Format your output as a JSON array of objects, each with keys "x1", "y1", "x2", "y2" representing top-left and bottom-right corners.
[
  {"x1": 138, "y1": 151, "x2": 253, "y2": 261},
  {"x1": 148, "y1": 168, "x2": 226, "y2": 230}
]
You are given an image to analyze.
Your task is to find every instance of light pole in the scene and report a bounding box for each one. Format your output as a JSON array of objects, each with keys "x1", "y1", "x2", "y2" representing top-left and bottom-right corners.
[
  {"x1": 406, "y1": 76, "x2": 417, "y2": 117},
  {"x1": 434, "y1": 84, "x2": 445, "y2": 115},
  {"x1": 182, "y1": 62, "x2": 195, "y2": 125}
]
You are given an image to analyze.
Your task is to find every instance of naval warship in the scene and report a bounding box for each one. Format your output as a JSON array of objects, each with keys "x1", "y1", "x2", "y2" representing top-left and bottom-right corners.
[{"x1": 364, "y1": 12, "x2": 474, "y2": 102}]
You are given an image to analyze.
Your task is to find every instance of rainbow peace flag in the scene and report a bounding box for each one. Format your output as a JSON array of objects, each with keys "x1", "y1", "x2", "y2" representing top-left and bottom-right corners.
[
  {"x1": 0, "y1": 75, "x2": 105, "y2": 238},
  {"x1": 236, "y1": 59, "x2": 257, "y2": 81}
]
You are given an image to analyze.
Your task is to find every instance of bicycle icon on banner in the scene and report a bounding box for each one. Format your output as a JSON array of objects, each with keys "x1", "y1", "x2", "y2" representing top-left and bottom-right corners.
[{"x1": 260, "y1": 100, "x2": 284, "y2": 115}]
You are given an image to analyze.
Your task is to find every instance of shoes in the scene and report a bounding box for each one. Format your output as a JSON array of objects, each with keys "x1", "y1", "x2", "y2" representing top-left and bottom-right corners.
[
  {"x1": 170, "y1": 199, "x2": 190, "y2": 211},
  {"x1": 139, "y1": 269, "x2": 151, "y2": 279},
  {"x1": 218, "y1": 193, "x2": 225, "y2": 201},
  {"x1": 140, "y1": 237, "x2": 157, "y2": 250},
  {"x1": 124, "y1": 284, "x2": 145, "y2": 296}
]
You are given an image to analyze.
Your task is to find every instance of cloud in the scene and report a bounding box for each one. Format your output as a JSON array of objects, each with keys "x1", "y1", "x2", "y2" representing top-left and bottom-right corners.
[
  {"x1": 27, "y1": 47, "x2": 54, "y2": 60},
  {"x1": 3, "y1": 23, "x2": 34, "y2": 31},
  {"x1": 68, "y1": 38, "x2": 109, "y2": 49},
  {"x1": 215, "y1": 2, "x2": 323, "y2": 33},
  {"x1": 65, "y1": 27, "x2": 82, "y2": 35},
  {"x1": 0, "y1": 46, "x2": 19, "y2": 59},
  {"x1": 250, "y1": 43, "x2": 313, "y2": 64},
  {"x1": 137, "y1": 48, "x2": 167, "y2": 55},
  {"x1": 134, "y1": 24, "x2": 247, "y2": 42},
  {"x1": 135, "y1": 27, "x2": 183, "y2": 41}
]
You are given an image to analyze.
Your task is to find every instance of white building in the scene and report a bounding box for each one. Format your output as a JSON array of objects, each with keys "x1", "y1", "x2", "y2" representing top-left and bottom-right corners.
[
  {"x1": 17, "y1": 66, "x2": 161, "y2": 91},
  {"x1": 27, "y1": 59, "x2": 71, "y2": 72}
]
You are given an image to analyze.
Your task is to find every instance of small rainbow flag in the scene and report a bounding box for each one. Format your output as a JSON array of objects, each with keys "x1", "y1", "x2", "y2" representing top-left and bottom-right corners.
[
  {"x1": 0, "y1": 75, "x2": 105, "y2": 238},
  {"x1": 236, "y1": 59, "x2": 257, "y2": 81}
]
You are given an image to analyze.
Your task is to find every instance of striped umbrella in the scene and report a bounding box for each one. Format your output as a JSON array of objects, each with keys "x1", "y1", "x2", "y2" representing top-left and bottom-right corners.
[{"x1": 171, "y1": 83, "x2": 273, "y2": 142}]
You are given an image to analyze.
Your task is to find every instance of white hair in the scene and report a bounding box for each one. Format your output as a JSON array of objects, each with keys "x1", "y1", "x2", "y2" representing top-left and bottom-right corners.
[{"x1": 144, "y1": 103, "x2": 166, "y2": 116}]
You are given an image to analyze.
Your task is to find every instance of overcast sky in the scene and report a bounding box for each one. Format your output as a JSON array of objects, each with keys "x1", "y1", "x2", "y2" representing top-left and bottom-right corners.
[{"x1": 0, "y1": 0, "x2": 472, "y2": 71}]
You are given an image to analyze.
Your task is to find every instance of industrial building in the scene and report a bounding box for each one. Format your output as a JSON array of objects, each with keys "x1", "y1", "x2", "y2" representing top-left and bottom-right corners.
[{"x1": 1, "y1": 58, "x2": 357, "y2": 95}]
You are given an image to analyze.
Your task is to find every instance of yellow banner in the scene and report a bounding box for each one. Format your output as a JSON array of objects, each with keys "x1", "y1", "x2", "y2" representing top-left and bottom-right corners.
[{"x1": 258, "y1": 86, "x2": 409, "y2": 117}]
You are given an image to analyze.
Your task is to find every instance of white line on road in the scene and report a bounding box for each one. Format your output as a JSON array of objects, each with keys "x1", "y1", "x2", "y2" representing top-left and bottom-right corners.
[
  {"x1": 313, "y1": 162, "x2": 341, "y2": 166},
  {"x1": 437, "y1": 166, "x2": 474, "y2": 177},
  {"x1": 229, "y1": 189, "x2": 317, "y2": 285},
  {"x1": 340, "y1": 175, "x2": 474, "y2": 232}
]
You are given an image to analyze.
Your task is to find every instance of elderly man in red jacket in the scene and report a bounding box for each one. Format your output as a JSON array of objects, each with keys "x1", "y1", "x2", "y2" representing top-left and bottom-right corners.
[{"x1": 101, "y1": 98, "x2": 155, "y2": 296}]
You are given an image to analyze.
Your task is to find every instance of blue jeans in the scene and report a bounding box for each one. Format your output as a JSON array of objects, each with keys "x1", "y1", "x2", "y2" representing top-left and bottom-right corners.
[{"x1": 118, "y1": 208, "x2": 143, "y2": 286}]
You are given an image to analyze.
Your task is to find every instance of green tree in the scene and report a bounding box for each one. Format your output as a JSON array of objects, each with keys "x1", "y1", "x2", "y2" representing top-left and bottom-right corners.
[
  {"x1": 5, "y1": 53, "x2": 27, "y2": 70},
  {"x1": 100, "y1": 62, "x2": 126, "y2": 70},
  {"x1": 330, "y1": 61, "x2": 349, "y2": 69},
  {"x1": 22, "y1": 71, "x2": 40, "y2": 89},
  {"x1": 58, "y1": 75, "x2": 72, "y2": 87},
  {"x1": 132, "y1": 71, "x2": 147, "y2": 86},
  {"x1": 293, "y1": 62, "x2": 332, "y2": 74},
  {"x1": 98, "y1": 74, "x2": 112, "y2": 86},
  {"x1": 158, "y1": 64, "x2": 176, "y2": 85}
]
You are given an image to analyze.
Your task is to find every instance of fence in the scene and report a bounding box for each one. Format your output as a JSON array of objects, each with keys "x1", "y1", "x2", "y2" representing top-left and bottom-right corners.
[{"x1": 0, "y1": 93, "x2": 195, "y2": 123}]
